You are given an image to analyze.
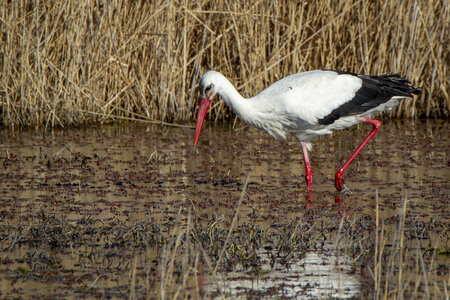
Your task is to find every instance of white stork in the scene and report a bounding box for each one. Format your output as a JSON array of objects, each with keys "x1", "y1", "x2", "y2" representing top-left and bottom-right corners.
[{"x1": 193, "y1": 70, "x2": 420, "y2": 192}]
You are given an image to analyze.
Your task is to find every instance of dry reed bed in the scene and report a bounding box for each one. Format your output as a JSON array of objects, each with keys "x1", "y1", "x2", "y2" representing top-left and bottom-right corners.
[{"x1": 0, "y1": 1, "x2": 448, "y2": 128}]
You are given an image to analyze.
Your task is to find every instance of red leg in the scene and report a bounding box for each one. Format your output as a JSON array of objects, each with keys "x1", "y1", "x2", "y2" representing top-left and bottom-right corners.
[
  {"x1": 301, "y1": 142, "x2": 313, "y2": 191},
  {"x1": 335, "y1": 117, "x2": 381, "y2": 191}
]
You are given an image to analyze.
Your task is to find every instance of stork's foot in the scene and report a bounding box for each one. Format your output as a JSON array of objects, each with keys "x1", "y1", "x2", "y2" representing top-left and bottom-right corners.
[
  {"x1": 335, "y1": 173, "x2": 350, "y2": 193},
  {"x1": 335, "y1": 172, "x2": 343, "y2": 191}
]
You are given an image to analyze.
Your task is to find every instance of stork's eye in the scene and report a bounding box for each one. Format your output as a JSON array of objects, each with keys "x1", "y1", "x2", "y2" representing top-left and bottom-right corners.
[{"x1": 204, "y1": 84, "x2": 214, "y2": 97}]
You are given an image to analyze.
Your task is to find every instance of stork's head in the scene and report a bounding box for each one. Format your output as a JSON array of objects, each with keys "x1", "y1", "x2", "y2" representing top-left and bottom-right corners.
[{"x1": 194, "y1": 71, "x2": 219, "y2": 146}]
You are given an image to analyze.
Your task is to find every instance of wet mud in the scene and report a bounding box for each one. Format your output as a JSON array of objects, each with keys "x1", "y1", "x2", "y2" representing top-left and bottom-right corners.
[{"x1": 0, "y1": 120, "x2": 448, "y2": 298}]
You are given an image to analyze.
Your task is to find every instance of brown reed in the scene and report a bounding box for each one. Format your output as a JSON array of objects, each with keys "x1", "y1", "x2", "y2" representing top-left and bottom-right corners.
[{"x1": 0, "y1": 1, "x2": 448, "y2": 129}]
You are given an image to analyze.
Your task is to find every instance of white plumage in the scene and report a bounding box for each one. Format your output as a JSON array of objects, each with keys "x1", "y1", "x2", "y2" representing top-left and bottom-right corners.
[{"x1": 194, "y1": 70, "x2": 420, "y2": 192}]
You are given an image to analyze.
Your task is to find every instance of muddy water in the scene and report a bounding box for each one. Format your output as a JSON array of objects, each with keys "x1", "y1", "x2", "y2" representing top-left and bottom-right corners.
[{"x1": 0, "y1": 120, "x2": 448, "y2": 298}]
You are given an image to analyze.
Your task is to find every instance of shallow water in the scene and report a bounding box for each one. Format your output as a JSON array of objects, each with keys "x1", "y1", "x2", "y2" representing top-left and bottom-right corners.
[{"x1": 0, "y1": 120, "x2": 448, "y2": 298}]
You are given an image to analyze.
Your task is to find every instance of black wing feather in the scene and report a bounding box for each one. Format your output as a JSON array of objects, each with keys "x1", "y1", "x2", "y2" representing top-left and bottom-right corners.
[{"x1": 318, "y1": 70, "x2": 421, "y2": 125}]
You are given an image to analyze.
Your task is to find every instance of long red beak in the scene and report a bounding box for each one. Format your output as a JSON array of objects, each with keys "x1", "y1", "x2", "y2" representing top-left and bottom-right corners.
[{"x1": 194, "y1": 97, "x2": 211, "y2": 146}]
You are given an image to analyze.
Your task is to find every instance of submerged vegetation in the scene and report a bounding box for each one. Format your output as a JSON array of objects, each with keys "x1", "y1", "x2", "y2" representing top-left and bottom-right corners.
[
  {"x1": 1, "y1": 186, "x2": 448, "y2": 298},
  {"x1": 0, "y1": 1, "x2": 448, "y2": 128}
]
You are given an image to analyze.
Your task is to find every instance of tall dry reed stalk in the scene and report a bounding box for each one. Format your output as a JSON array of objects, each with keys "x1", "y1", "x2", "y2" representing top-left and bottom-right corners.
[
  {"x1": 0, "y1": 1, "x2": 448, "y2": 129},
  {"x1": 368, "y1": 194, "x2": 447, "y2": 299}
]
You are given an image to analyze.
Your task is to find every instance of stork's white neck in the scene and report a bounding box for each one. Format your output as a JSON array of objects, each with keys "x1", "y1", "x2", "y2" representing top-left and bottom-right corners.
[
  {"x1": 214, "y1": 73, "x2": 253, "y2": 122},
  {"x1": 215, "y1": 74, "x2": 246, "y2": 104},
  {"x1": 206, "y1": 71, "x2": 287, "y2": 140}
]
